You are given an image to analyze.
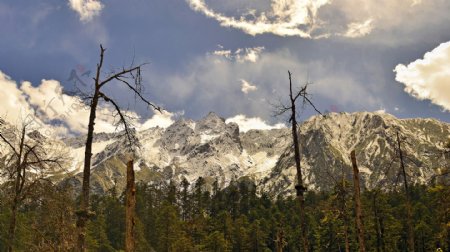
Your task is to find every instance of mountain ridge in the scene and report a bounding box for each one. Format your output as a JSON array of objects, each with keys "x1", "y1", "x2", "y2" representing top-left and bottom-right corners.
[{"x1": 1, "y1": 111, "x2": 449, "y2": 195}]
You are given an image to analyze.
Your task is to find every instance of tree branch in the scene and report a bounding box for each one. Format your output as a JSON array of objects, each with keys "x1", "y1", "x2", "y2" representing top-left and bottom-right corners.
[
  {"x1": 99, "y1": 65, "x2": 143, "y2": 88},
  {"x1": 115, "y1": 77, "x2": 161, "y2": 112},
  {"x1": 98, "y1": 92, "x2": 135, "y2": 149}
]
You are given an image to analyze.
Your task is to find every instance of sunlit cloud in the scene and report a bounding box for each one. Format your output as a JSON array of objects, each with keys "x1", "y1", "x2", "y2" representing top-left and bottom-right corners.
[
  {"x1": 0, "y1": 70, "x2": 173, "y2": 137},
  {"x1": 240, "y1": 79, "x2": 257, "y2": 94},
  {"x1": 187, "y1": 0, "x2": 437, "y2": 39},
  {"x1": 226, "y1": 115, "x2": 285, "y2": 132},
  {"x1": 394, "y1": 41, "x2": 450, "y2": 111},
  {"x1": 68, "y1": 0, "x2": 103, "y2": 22}
]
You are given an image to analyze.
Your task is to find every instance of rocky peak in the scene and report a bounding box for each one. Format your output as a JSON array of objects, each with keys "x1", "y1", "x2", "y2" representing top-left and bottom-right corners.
[
  {"x1": 15, "y1": 111, "x2": 447, "y2": 196},
  {"x1": 196, "y1": 112, "x2": 226, "y2": 133}
]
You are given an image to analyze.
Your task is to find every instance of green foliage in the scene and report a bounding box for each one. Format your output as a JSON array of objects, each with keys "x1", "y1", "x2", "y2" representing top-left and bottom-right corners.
[{"x1": 0, "y1": 178, "x2": 449, "y2": 251}]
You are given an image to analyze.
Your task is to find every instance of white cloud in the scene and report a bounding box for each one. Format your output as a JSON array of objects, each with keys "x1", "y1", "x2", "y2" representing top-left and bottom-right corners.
[
  {"x1": 139, "y1": 110, "x2": 175, "y2": 130},
  {"x1": 68, "y1": 0, "x2": 103, "y2": 22},
  {"x1": 213, "y1": 46, "x2": 265, "y2": 63},
  {"x1": 343, "y1": 19, "x2": 373, "y2": 38},
  {"x1": 147, "y1": 46, "x2": 381, "y2": 121},
  {"x1": 0, "y1": 70, "x2": 171, "y2": 138},
  {"x1": 20, "y1": 79, "x2": 117, "y2": 134},
  {"x1": 394, "y1": 41, "x2": 450, "y2": 111},
  {"x1": 226, "y1": 115, "x2": 285, "y2": 132},
  {"x1": 187, "y1": 0, "x2": 444, "y2": 40},
  {"x1": 187, "y1": 0, "x2": 329, "y2": 38},
  {"x1": 0, "y1": 71, "x2": 70, "y2": 137},
  {"x1": 240, "y1": 79, "x2": 258, "y2": 94}
]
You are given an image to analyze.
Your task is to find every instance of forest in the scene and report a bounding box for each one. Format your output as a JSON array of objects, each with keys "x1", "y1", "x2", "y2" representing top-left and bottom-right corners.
[{"x1": 0, "y1": 176, "x2": 448, "y2": 251}]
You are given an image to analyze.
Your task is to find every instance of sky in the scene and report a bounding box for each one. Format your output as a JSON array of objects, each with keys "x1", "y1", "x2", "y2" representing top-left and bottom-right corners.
[{"x1": 0, "y1": 0, "x2": 449, "y2": 137}]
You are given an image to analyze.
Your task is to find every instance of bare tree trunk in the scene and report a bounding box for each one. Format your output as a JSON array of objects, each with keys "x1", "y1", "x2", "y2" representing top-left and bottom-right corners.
[
  {"x1": 396, "y1": 131, "x2": 415, "y2": 252},
  {"x1": 74, "y1": 44, "x2": 160, "y2": 251},
  {"x1": 351, "y1": 150, "x2": 366, "y2": 252},
  {"x1": 275, "y1": 228, "x2": 286, "y2": 252},
  {"x1": 125, "y1": 160, "x2": 136, "y2": 252},
  {"x1": 341, "y1": 168, "x2": 350, "y2": 252},
  {"x1": 288, "y1": 72, "x2": 309, "y2": 252},
  {"x1": 77, "y1": 47, "x2": 104, "y2": 252}
]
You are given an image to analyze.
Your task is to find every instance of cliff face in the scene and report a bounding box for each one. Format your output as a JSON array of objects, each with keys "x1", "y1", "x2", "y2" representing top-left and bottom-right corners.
[{"x1": 3, "y1": 112, "x2": 448, "y2": 195}]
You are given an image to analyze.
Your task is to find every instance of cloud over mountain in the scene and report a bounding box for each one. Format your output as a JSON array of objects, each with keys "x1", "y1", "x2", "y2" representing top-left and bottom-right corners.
[{"x1": 0, "y1": 70, "x2": 174, "y2": 137}]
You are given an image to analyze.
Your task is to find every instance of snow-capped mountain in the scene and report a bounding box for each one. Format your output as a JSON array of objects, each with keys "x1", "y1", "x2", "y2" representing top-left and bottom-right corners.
[{"x1": 2, "y1": 112, "x2": 449, "y2": 195}]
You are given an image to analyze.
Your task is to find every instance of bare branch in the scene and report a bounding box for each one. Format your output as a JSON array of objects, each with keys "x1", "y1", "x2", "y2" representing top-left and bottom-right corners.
[
  {"x1": 0, "y1": 132, "x2": 18, "y2": 156},
  {"x1": 98, "y1": 92, "x2": 136, "y2": 150},
  {"x1": 95, "y1": 44, "x2": 106, "y2": 88},
  {"x1": 99, "y1": 65, "x2": 143, "y2": 88},
  {"x1": 115, "y1": 77, "x2": 161, "y2": 112}
]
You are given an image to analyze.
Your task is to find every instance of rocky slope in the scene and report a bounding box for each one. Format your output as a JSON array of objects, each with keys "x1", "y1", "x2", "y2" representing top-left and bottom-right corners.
[{"x1": 2, "y1": 112, "x2": 449, "y2": 195}]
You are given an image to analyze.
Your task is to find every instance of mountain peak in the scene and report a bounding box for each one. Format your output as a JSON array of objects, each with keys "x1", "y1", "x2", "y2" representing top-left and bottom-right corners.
[{"x1": 204, "y1": 111, "x2": 225, "y2": 122}]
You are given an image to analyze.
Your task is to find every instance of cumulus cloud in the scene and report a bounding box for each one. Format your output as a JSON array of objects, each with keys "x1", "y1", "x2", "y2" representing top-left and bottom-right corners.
[
  {"x1": 0, "y1": 70, "x2": 171, "y2": 138},
  {"x1": 226, "y1": 115, "x2": 285, "y2": 132},
  {"x1": 187, "y1": 0, "x2": 444, "y2": 39},
  {"x1": 68, "y1": 0, "x2": 103, "y2": 22},
  {"x1": 394, "y1": 41, "x2": 450, "y2": 111},
  {"x1": 0, "y1": 71, "x2": 33, "y2": 124},
  {"x1": 240, "y1": 79, "x2": 257, "y2": 94},
  {"x1": 20, "y1": 79, "x2": 117, "y2": 134}
]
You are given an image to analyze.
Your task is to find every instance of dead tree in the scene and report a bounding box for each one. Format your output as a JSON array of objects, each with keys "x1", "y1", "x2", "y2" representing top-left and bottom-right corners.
[
  {"x1": 396, "y1": 131, "x2": 415, "y2": 252},
  {"x1": 275, "y1": 228, "x2": 287, "y2": 252},
  {"x1": 125, "y1": 159, "x2": 136, "y2": 252},
  {"x1": 274, "y1": 71, "x2": 322, "y2": 252},
  {"x1": 76, "y1": 45, "x2": 161, "y2": 251},
  {"x1": 0, "y1": 121, "x2": 66, "y2": 252},
  {"x1": 340, "y1": 167, "x2": 351, "y2": 252},
  {"x1": 351, "y1": 150, "x2": 366, "y2": 252}
]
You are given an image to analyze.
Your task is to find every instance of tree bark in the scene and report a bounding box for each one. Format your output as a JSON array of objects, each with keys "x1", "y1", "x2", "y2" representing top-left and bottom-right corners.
[
  {"x1": 396, "y1": 131, "x2": 415, "y2": 252},
  {"x1": 288, "y1": 72, "x2": 309, "y2": 252},
  {"x1": 125, "y1": 160, "x2": 136, "y2": 252},
  {"x1": 77, "y1": 46, "x2": 104, "y2": 251},
  {"x1": 351, "y1": 150, "x2": 366, "y2": 252},
  {"x1": 341, "y1": 170, "x2": 350, "y2": 252},
  {"x1": 275, "y1": 229, "x2": 286, "y2": 252}
]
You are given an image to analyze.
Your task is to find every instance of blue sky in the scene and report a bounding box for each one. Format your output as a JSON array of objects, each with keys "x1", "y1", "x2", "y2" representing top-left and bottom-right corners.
[{"x1": 0, "y1": 0, "x2": 449, "y2": 135}]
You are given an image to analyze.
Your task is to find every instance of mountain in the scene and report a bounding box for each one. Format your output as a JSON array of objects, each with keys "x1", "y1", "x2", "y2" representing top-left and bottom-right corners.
[{"x1": 1, "y1": 112, "x2": 449, "y2": 195}]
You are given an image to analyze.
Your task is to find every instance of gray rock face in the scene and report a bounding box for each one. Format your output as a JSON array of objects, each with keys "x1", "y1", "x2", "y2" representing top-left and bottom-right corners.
[
  {"x1": 262, "y1": 112, "x2": 450, "y2": 195},
  {"x1": 3, "y1": 112, "x2": 448, "y2": 196}
]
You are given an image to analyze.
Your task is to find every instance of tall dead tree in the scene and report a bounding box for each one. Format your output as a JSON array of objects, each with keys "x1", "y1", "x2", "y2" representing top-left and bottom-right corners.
[
  {"x1": 0, "y1": 121, "x2": 65, "y2": 252},
  {"x1": 351, "y1": 150, "x2": 366, "y2": 252},
  {"x1": 275, "y1": 228, "x2": 287, "y2": 252},
  {"x1": 125, "y1": 159, "x2": 136, "y2": 252},
  {"x1": 275, "y1": 71, "x2": 322, "y2": 252},
  {"x1": 396, "y1": 131, "x2": 415, "y2": 252},
  {"x1": 340, "y1": 167, "x2": 351, "y2": 252},
  {"x1": 76, "y1": 45, "x2": 161, "y2": 251}
]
